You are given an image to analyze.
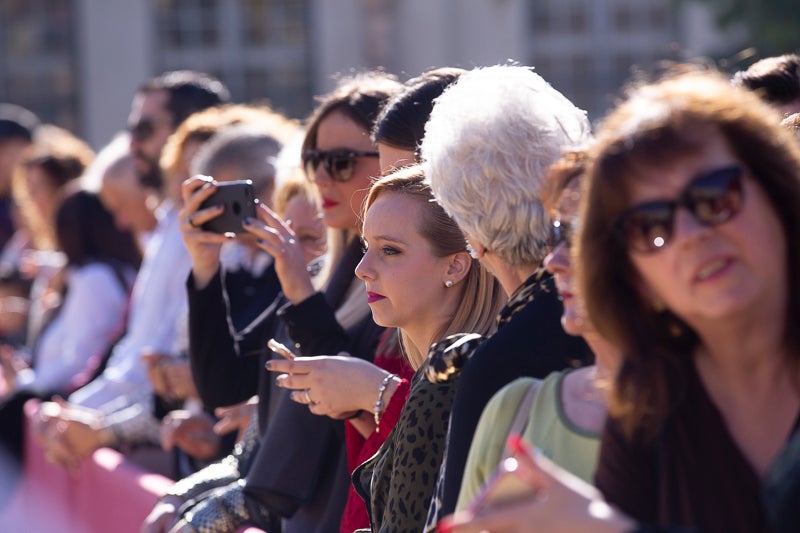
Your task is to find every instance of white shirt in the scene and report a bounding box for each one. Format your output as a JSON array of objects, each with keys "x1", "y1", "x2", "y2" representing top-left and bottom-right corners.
[
  {"x1": 69, "y1": 202, "x2": 191, "y2": 411},
  {"x1": 15, "y1": 262, "x2": 132, "y2": 394}
]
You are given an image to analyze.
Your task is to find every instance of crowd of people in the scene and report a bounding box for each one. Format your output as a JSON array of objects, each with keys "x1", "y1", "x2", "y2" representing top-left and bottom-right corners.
[{"x1": 0, "y1": 51, "x2": 798, "y2": 533}]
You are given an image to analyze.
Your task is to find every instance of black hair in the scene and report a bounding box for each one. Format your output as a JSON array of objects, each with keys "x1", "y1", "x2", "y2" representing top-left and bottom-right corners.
[
  {"x1": 732, "y1": 54, "x2": 800, "y2": 106},
  {"x1": 372, "y1": 67, "x2": 465, "y2": 154},
  {"x1": 139, "y1": 70, "x2": 231, "y2": 128},
  {"x1": 0, "y1": 103, "x2": 39, "y2": 142},
  {"x1": 55, "y1": 187, "x2": 142, "y2": 270}
]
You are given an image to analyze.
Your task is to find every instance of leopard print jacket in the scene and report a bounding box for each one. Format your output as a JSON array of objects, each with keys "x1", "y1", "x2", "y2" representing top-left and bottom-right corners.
[{"x1": 353, "y1": 333, "x2": 485, "y2": 533}]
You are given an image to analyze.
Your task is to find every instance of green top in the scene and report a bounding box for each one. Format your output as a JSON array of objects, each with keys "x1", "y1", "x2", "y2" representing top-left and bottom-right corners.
[{"x1": 456, "y1": 369, "x2": 601, "y2": 511}]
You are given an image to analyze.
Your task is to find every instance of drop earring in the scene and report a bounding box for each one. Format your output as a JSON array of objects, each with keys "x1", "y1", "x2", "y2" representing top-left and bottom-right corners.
[{"x1": 465, "y1": 242, "x2": 479, "y2": 259}]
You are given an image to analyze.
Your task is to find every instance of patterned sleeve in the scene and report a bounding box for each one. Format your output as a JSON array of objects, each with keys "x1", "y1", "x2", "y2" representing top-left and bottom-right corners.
[{"x1": 168, "y1": 415, "x2": 259, "y2": 502}]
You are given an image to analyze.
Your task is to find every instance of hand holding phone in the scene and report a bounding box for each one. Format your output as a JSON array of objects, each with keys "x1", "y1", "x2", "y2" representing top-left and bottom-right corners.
[
  {"x1": 199, "y1": 179, "x2": 258, "y2": 235},
  {"x1": 467, "y1": 456, "x2": 537, "y2": 515},
  {"x1": 267, "y1": 338, "x2": 297, "y2": 360}
]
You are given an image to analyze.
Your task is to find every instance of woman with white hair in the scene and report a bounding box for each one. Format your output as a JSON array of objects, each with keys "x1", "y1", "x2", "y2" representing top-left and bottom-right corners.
[{"x1": 419, "y1": 64, "x2": 594, "y2": 526}]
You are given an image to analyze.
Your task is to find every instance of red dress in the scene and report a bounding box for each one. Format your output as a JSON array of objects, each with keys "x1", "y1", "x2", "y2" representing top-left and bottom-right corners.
[{"x1": 339, "y1": 329, "x2": 414, "y2": 533}]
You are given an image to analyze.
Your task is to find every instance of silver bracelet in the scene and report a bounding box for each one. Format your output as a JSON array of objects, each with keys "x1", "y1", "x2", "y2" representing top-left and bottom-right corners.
[{"x1": 374, "y1": 373, "x2": 398, "y2": 431}]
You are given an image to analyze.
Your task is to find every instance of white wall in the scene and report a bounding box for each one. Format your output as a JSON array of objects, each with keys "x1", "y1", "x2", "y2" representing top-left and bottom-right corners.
[{"x1": 76, "y1": 0, "x2": 152, "y2": 148}]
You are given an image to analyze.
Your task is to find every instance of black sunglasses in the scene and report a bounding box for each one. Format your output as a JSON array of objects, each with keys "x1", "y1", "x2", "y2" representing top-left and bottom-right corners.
[
  {"x1": 546, "y1": 218, "x2": 577, "y2": 249},
  {"x1": 129, "y1": 117, "x2": 173, "y2": 142},
  {"x1": 614, "y1": 165, "x2": 744, "y2": 254},
  {"x1": 302, "y1": 149, "x2": 379, "y2": 183}
]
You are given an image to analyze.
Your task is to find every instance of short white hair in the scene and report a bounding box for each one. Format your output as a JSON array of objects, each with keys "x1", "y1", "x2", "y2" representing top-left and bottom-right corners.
[{"x1": 421, "y1": 65, "x2": 590, "y2": 267}]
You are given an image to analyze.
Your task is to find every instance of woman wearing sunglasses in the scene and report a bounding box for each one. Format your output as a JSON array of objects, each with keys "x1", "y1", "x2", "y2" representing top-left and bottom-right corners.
[
  {"x1": 452, "y1": 151, "x2": 620, "y2": 512},
  {"x1": 151, "y1": 73, "x2": 402, "y2": 533},
  {"x1": 585, "y1": 68, "x2": 800, "y2": 533},
  {"x1": 441, "y1": 68, "x2": 800, "y2": 533}
]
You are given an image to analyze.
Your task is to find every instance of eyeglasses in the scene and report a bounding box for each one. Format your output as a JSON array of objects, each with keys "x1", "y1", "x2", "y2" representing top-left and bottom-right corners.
[
  {"x1": 546, "y1": 218, "x2": 576, "y2": 249},
  {"x1": 614, "y1": 165, "x2": 744, "y2": 254},
  {"x1": 302, "y1": 149, "x2": 379, "y2": 183},
  {"x1": 128, "y1": 116, "x2": 173, "y2": 142}
]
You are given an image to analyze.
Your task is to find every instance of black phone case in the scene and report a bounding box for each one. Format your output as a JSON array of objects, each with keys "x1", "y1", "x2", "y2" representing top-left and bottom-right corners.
[{"x1": 199, "y1": 179, "x2": 258, "y2": 234}]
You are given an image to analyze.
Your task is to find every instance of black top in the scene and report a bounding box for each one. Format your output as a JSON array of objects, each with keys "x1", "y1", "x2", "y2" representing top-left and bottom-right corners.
[
  {"x1": 241, "y1": 239, "x2": 385, "y2": 533},
  {"x1": 595, "y1": 356, "x2": 800, "y2": 533},
  {"x1": 187, "y1": 261, "x2": 282, "y2": 414},
  {"x1": 437, "y1": 272, "x2": 590, "y2": 517}
]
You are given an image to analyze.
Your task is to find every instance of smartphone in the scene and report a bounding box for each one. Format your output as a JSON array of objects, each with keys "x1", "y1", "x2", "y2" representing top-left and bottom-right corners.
[
  {"x1": 267, "y1": 338, "x2": 297, "y2": 360},
  {"x1": 199, "y1": 179, "x2": 258, "y2": 235},
  {"x1": 467, "y1": 457, "x2": 536, "y2": 515}
]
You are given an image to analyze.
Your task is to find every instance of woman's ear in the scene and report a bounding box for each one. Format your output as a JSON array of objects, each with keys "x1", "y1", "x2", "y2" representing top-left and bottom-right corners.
[{"x1": 444, "y1": 251, "x2": 472, "y2": 286}]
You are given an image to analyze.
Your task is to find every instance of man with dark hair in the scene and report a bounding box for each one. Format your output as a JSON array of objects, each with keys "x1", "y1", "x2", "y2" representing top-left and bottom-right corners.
[
  {"x1": 732, "y1": 53, "x2": 800, "y2": 116},
  {"x1": 0, "y1": 104, "x2": 39, "y2": 250},
  {"x1": 127, "y1": 70, "x2": 230, "y2": 192}
]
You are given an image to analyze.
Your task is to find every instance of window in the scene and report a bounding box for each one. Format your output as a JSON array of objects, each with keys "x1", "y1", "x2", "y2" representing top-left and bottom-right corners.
[
  {"x1": 156, "y1": 0, "x2": 219, "y2": 48},
  {"x1": 614, "y1": 4, "x2": 633, "y2": 32},
  {"x1": 154, "y1": 0, "x2": 312, "y2": 119},
  {"x1": 0, "y1": 0, "x2": 79, "y2": 131}
]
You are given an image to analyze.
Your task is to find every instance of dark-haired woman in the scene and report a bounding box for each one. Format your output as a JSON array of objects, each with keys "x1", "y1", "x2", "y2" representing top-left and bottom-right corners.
[{"x1": 0, "y1": 186, "x2": 140, "y2": 505}]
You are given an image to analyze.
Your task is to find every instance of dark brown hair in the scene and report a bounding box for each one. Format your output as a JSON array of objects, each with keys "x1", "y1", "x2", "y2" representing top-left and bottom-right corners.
[
  {"x1": 301, "y1": 71, "x2": 402, "y2": 156},
  {"x1": 732, "y1": 54, "x2": 800, "y2": 106},
  {"x1": 577, "y1": 68, "x2": 800, "y2": 439},
  {"x1": 56, "y1": 186, "x2": 142, "y2": 270}
]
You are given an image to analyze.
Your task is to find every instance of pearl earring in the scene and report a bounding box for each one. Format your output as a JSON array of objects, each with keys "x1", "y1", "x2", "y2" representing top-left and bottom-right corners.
[{"x1": 445, "y1": 280, "x2": 454, "y2": 288}]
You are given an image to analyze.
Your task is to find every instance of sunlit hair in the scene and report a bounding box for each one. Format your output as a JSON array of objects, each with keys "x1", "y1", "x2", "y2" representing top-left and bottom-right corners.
[
  {"x1": 782, "y1": 112, "x2": 800, "y2": 139},
  {"x1": 191, "y1": 123, "x2": 283, "y2": 202},
  {"x1": 363, "y1": 164, "x2": 505, "y2": 368},
  {"x1": 541, "y1": 149, "x2": 590, "y2": 216},
  {"x1": 421, "y1": 64, "x2": 591, "y2": 267},
  {"x1": 273, "y1": 173, "x2": 320, "y2": 218},
  {"x1": 160, "y1": 103, "x2": 300, "y2": 204},
  {"x1": 577, "y1": 67, "x2": 800, "y2": 439},
  {"x1": 12, "y1": 124, "x2": 95, "y2": 250},
  {"x1": 301, "y1": 72, "x2": 402, "y2": 324}
]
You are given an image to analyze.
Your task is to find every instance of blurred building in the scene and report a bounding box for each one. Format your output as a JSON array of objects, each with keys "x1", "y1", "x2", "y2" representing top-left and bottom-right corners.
[{"x1": 0, "y1": 0, "x2": 735, "y2": 147}]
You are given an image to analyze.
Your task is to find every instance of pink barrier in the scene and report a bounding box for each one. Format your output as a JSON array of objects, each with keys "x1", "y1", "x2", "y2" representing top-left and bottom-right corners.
[
  {"x1": 1, "y1": 399, "x2": 174, "y2": 532},
  {"x1": 0, "y1": 399, "x2": 268, "y2": 533}
]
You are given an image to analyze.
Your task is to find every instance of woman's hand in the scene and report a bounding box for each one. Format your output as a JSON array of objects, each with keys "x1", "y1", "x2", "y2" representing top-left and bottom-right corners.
[
  {"x1": 438, "y1": 437, "x2": 635, "y2": 533},
  {"x1": 267, "y1": 354, "x2": 394, "y2": 418},
  {"x1": 244, "y1": 202, "x2": 315, "y2": 305},
  {"x1": 36, "y1": 399, "x2": 114, "y2": 471},
  {"x1": 160, "y1": 410, "x2": 220, "y2": 460},
  {"x1": 141, "y1": 494, "x2": 185, "y2": 533},
  {"x1": 0, "y1": 344, "x2": 24, "y2": 394},
  {"x1": 179, "y1": 175, "x2": 232, "y2": 289},
  {"x1": 213, "y1": 396, "x2": 258, "y2": 441}
]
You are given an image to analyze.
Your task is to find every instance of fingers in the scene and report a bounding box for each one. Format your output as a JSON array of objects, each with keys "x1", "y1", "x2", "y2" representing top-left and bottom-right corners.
[
  {"x1": 437, "y1": 507, "x2": 522, "y2": 533},
  {"x1": 180, "y1": 175, "x2": 214, "y2": 206},
  {"x1": 264, "y1": 357, "x2": 307, "y2": 374},
  {"x1": 244, "y1": 203, "x2": 299, "y2": 255},
  {"x1": 182, "y1": 205, "x2": 226, "y2": 233},
  {"x1": 507, "y1": 435, "x2": 548, "y2": 489},
  {"x1": 212, "y1": 416, "x2": 238, "y2": 436},
  {"x1": 275, "y1": 371, "x2": 311, "y2": 391},
  {"x1": 289, "y1": 389, "x2": 316, "y2": 405},
  {"x1": 179, "y1": 176, "x2": 229, "y2": 236},
  {"x1": 213, "y1": 398, "x2": 256, "y2": 435}
]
